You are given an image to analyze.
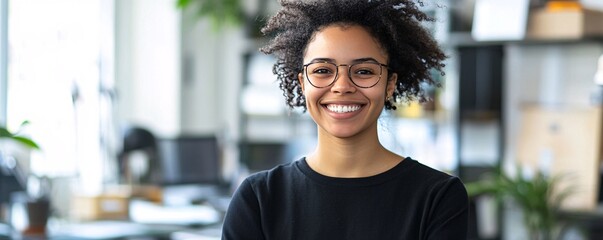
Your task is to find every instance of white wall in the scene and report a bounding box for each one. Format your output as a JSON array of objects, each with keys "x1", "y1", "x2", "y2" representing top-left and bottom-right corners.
[
  {"x1": 115, "y1": 0, "x2": 181, "y2": 138},
  {"x1": 179, "y1": 12, "x2": 246, "y2": 137},
  {"x1": 115, "y1": 1, "x2": 249, "y2": 139},
  {"x1": 179, "y1": 10, "x2": 250, "y2": 180}
]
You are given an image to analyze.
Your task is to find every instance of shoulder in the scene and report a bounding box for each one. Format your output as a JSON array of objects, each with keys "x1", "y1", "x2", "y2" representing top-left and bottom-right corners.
[
  {"x1": 403, "y1": 159, "x2": 467, "y2": 197},
  {"x1": 401, "y1": 160, "x2": 469, "y2": 238},
  {"x1": 404, "y1": 159, "x2": 458, "y2": 182},
  {"x1": 239, "y1": 160, "x2": 301, "y2": 192},
  {"x1": 230, "y1": 160, "x2": 299, "y2": 203}
]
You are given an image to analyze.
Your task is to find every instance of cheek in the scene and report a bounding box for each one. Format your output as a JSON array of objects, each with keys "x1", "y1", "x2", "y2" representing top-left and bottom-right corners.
[
  {"x1": 304, "y1": 88, "x2": 320, "y2": 103},
  {"x1": 303, "y1": 88, "x2": 331, "y2": 111},
  {"x1": 372, "y1": 84, "x2": 390, "y2": 101},
  {"x1": 372, "y1": 91, "x2": 387, "y2": 105}
]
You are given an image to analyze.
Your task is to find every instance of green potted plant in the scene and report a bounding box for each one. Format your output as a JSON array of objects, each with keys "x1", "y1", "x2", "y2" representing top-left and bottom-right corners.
[
  {"x1": 176, "y1": 0, "x2": 270, "y2": 37},
  {"x1": 465, "y1": 166, "x2": 574, "y2": 240},
  {"x1": 176, "y1": 0, "x2": 245, "y2": 31},
  {"x1": 0, "y1": 121, "x2": 49, "y2": 236},
  {"x1": 0, "y1": 120, "x2": 41, "y2": 190}
]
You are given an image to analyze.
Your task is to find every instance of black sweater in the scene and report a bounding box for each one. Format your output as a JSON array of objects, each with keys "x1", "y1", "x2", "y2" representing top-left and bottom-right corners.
[{"x1": 222, "y1": 157, "x2": 469, "y2": 240}]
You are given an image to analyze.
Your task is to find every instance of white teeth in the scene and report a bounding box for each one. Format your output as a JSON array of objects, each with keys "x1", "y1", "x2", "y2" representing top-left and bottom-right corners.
[{"x1": 327, "y1": 104, "x2": 361, "y2": 113}]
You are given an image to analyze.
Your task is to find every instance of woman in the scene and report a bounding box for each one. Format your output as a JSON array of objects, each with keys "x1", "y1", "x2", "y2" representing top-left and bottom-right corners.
[{"x1": 222, "y1": 0, "x2": 469, "y2": 239}]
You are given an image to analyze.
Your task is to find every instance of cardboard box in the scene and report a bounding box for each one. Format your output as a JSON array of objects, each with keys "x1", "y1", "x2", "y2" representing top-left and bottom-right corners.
[
  {"x1": 517, "y1": 105, "x2": 603, "y2": 211},
  {"x1": 105, "y1": 184, "x2": 163, "y2": 203},
  {"x1": 72, "y1": 194, "x2": 130, "y2": 221},
  {"x1": 527, "y1": 8, "x2": 603, "y2": 39}
]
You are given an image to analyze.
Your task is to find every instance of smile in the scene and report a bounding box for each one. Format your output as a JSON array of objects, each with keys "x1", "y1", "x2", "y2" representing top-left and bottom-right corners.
[{"x1": 326, "y1": 104, "x2": 362, "y2": 113}]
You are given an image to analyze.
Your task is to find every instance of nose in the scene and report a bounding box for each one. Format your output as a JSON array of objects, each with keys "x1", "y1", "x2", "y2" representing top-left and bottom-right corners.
[{"x1": 331, "y1": 65, "x2": 356, "y2": 94}]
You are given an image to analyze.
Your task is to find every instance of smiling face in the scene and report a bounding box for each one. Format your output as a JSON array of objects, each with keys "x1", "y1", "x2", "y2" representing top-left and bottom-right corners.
[{"x1": 299, "y1": 24, "x2": 397, "y2": 139}]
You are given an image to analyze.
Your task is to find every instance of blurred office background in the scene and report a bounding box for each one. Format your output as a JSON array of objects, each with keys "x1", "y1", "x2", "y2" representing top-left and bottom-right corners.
[{"x1": 2, "y1": 0, "x2": 603, "y2": 239}]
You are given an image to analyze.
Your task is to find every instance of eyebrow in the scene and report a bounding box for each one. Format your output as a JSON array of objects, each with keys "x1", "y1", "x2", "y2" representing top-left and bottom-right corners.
[{"x1": 309, "y1": 57, "x2": 381, "y2": 64}]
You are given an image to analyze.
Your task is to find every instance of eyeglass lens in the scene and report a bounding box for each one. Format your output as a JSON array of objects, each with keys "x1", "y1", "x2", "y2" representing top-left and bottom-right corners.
[{"x1": 305, "y1": 62, "x2": 383, "y2": 88}]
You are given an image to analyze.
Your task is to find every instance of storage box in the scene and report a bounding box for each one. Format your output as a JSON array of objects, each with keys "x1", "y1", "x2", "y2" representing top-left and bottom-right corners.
[
  {"x1": 517, "y1": 105, "x2": 603, "y2": 211},
  {"x1": 71, "y1": 194, "x2": 130, "y2": 221},
  {"x1": 527, "y1": 8, "x2": 603, "y2": 39},
  {"x1": 105, "y1": 184, "x2": 163, "y2": 203}
]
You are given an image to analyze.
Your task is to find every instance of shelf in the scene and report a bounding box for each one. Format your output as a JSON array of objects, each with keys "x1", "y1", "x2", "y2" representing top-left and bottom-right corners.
[
  {"x1": 460, "y1": 110, "x2": 501, "y2": 121},
  {"x1": 446, "y1": 32, "x2": 603, "y2": 48}
]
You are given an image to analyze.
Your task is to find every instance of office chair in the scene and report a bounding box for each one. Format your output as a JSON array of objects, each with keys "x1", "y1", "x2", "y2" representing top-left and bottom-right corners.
[{"x1": 117, "y1": 127, "x2": 161, "y2": 185}]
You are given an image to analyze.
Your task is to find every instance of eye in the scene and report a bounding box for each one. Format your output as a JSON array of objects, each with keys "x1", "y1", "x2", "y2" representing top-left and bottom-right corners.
[
  {"x1": 313, "y1": 67, "x2": 334, "y2": 74},
  {"x1": 308, "y1": 63, "x2": 336, "y2": 76},
  {"x1": 354, "y1": 69, "x2": 376, "y2": 75},
  {"x1": 352, "y1": 63, "x2": 381, "y2": 77}
]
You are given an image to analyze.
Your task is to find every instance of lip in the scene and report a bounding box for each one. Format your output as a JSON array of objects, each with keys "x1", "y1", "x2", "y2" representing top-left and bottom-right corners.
[{"x1": 320, "y1": 101, "x2": 366, "y2": 119}]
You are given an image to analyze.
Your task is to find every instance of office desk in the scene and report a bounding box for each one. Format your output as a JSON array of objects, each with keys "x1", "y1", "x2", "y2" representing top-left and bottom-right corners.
[
  {"x1": 5, "y1": 191, "x2": 228, "y2": 240},
  {"x1": 46, "y1": 199, "x2": 224, "y2": 240},
  {"x1": 0, "y1": 221, "x2": 222, "y2": 240},
  {"x1": 48, "y1": 221, "x2": 188, "y2": 239},
  {"x1": 48, "y1": 221, "x2": 224, "y2": 240},
  {"x1": 171, "y1": 224, "x2": 222, "y2": 240}
]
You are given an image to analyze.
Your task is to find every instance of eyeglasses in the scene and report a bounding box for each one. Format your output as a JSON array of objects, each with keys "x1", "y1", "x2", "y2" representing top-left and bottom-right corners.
[{"x1": 303, "y1": 61, "x2": 389, "y2": 88}]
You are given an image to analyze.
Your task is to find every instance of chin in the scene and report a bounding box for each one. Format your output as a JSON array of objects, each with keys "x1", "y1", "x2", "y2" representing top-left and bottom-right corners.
[{"x1": 324, "y1": 126, "x2": 366, "y2": 139}]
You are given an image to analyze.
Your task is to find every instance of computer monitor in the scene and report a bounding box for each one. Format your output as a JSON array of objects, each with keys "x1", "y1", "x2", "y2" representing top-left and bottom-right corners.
[
  {"x1": 239, "y1": 138, "x2": 316, "y2": 172},
  {"x1": 156, "y1": 136, "x2": 222, "y2": 186},
  {"x1": 240, "y1": 142, "x2": 287, "y2": 172}
]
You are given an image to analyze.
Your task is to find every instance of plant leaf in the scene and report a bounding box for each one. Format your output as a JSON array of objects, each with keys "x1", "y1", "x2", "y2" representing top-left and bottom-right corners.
[
  {"x1": 10, "y1": 136, "x2": 41, "y2": 150},
  {"x1": 0, "y1": 122, "x2": 41, "y2": 150},
  {"x1": 178, "y1": 0, "x2": 244, "y2": 32},
  {"x1": 0, "y1": 127, "x2": 12, "y2": 137},
  {"x1": 176, "y1": 0, "x2": 192, "y2": 8}
]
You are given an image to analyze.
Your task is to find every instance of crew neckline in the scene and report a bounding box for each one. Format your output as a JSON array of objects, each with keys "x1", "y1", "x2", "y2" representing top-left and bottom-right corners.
[{"x1": 295, "y1": 157, "x2": 416, "y2": 187}]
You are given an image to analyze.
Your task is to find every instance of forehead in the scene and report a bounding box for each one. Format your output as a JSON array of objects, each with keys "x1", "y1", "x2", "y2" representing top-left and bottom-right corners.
[{"x1": 303, "y1": 24, "x2": 388, "y2": 62}]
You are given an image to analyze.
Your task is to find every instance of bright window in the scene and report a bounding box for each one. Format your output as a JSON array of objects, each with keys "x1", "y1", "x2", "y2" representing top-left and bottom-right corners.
[{"x1": 7, "y1": 0, "x2": 114, "y2": 194}]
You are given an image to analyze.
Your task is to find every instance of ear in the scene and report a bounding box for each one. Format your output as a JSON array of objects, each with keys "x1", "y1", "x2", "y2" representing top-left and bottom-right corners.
[
  {"x1": 386, "y1": 73, "x2": 397, "y2": 98},
  {"x1": 298, "y1": 72, "x2": 305, "y2": 92}
]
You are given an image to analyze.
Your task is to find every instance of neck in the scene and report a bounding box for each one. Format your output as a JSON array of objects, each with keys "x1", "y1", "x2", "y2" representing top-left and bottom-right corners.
[{"x1": 307, "y1": 126, "x2": 402, "y2": 178}]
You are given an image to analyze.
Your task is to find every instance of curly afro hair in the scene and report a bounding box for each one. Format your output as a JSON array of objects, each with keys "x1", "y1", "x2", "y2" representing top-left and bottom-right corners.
[{"x1": 260, "y1": 0, "x2": 446, "y2": 111}]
